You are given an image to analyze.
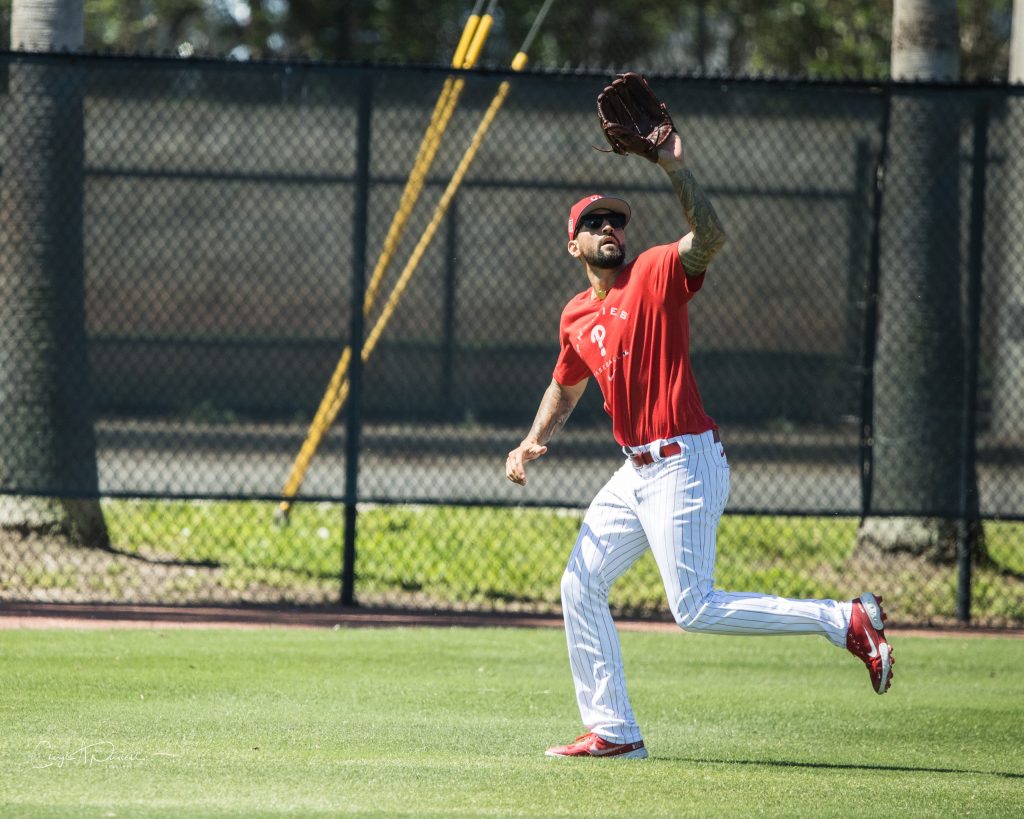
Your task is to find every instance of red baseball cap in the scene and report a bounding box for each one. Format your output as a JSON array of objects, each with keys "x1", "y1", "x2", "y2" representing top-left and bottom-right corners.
[{"x1": 567, "y1": 194, "x2": 631, "y2": 240}]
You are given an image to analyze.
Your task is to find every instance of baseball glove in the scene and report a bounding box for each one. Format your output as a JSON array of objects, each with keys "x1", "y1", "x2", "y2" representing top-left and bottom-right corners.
[{"x1": 596, "y1": 72, "x2": 675, "y2": 163}]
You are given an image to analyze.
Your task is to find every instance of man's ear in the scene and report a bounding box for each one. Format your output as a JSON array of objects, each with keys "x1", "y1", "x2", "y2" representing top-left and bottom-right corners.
[{"x1": 567, "y1": 238, "x2": 581, "y2": 258}]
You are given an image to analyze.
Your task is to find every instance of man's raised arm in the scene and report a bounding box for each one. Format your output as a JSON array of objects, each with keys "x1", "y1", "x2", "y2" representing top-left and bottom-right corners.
[{"x1": 657, "y1": 132, "x2": 727, "y2": 275}]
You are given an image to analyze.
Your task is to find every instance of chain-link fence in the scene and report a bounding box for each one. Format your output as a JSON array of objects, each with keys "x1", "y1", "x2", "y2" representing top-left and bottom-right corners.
[{"x1": 1, "y1": 52, "x2": 1022, "y2": 626}]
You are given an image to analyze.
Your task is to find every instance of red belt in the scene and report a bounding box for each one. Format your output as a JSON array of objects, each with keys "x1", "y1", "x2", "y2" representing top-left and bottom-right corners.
[{"x1": 628, "y1": 429, "x2": 720, "y2": 467}]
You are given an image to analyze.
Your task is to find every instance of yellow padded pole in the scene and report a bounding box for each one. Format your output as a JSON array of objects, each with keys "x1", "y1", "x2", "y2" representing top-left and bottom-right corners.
[{"x1": 276, "y1": 5, "x2": 497, "y2": 520}]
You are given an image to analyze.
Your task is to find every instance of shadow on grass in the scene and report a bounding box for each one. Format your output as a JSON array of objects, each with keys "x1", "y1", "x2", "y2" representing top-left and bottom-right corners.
[{"x1": 666, "y1": 756, "x2": 1024, "y2": 779}]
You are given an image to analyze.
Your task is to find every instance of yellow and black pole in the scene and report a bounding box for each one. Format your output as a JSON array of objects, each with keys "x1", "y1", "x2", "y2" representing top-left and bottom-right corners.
[
  {"x1": 276, "y1": 0, "x2": 555, "y2": 524},
  {"x1": 349, "y1": 3, "x2": 556, "y2": 406},
  {"x1": 275, "y1": 1, "x2": 496, "y2": 525},
  {"x1": 362, "y1": 0, "x2": 495, "y2": 311}
]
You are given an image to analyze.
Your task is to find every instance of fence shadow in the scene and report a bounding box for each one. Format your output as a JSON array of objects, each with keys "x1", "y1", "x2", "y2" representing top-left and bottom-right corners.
[{"x1": 660, "y1": 755, "x2": 1024, "y2": 779}]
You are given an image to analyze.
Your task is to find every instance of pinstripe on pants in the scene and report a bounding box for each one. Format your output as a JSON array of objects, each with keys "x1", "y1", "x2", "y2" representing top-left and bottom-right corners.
[{"x1": 560, "y1": 430, "x2": 852, "y2": 744}]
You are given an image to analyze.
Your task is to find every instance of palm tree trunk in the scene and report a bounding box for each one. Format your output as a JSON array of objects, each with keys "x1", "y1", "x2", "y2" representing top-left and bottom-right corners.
[
  {"x1": 1, "y1": 0, "x2": 109, "y2": 548},
  {"x1": 990, "y1": 1, "x2": 1024, "y2": 442},
  {"x1": 857, "y1": 0, "x2": 985, "y2": 563}
]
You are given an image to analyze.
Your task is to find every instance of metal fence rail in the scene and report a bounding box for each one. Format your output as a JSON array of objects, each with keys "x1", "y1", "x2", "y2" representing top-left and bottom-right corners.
[{"x1": 0, "y1": 53, "x2": 1022, "y2": 625}]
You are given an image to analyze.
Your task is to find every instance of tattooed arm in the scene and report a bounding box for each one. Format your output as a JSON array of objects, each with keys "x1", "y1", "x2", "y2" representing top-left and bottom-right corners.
[
  {"x1": 657, "y1": 131, "x2": 727, "y2": 275},
  {"x1": 505, "y1": 377, "x2": 588, "y2": 486}
]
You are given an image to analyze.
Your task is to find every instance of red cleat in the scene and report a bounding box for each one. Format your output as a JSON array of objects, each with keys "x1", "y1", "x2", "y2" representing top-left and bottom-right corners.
[
  {"x1": 545, "y1": 732, "x2": 648, "y2": 759},
  {"x1": 846, "y1": 593, "x2": 894, "y2": 694}
]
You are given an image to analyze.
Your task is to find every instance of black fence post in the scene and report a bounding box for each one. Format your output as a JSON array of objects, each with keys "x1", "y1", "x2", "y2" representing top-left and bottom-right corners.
[
  {"x1": 342, "y1": 72, "x2": 373, "y2": 607},
  {"x1": 440, "y1": 195, "x2": 459, "y2": 420},
  {"x1": 847, "y1": 139, "x2": 872, "y2": 405},
  {"x1": 956, "y1": 98, "x2": 989, "y2": 624}
]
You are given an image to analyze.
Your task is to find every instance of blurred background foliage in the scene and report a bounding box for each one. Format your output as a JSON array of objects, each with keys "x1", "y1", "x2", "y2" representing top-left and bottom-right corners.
[{"x1": 0, "y1": 0, "x2": 1014, "y2": 80}]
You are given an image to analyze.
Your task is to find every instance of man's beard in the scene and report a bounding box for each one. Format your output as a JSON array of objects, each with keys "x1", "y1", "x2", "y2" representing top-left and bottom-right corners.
[{"x1": 582, "y1": 242, "x2": 625, "y2": 269}]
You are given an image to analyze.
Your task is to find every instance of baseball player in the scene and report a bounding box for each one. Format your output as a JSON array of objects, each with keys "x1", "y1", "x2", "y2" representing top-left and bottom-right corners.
[{"x1": 504, "y1": 74, "x2": 894, "y2": 760}]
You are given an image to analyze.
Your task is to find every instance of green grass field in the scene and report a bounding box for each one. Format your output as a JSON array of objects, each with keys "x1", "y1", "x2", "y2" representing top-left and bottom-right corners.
[
  {"x1": 94, "y1": 500, "x2": 1024, "y2": 624},
  {"x1": 2, "y1": 627, "x2": 1022, "y2": 817}
]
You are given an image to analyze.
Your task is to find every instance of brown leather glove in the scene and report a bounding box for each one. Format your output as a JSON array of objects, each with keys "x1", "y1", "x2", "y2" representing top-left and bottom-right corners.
[{"x1": 597, "y1": 72, "x2": 676, "y2": 163}]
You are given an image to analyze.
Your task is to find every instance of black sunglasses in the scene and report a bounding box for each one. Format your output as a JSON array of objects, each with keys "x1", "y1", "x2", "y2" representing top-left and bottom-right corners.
[{"x1": 579, "y1": 212, "x2": 627, "y2": 232}]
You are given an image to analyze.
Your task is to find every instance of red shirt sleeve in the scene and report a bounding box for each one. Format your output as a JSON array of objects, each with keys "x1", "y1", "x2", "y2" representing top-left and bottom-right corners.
[
  {"x1": 638, "y1": 243, "x2": 706, "y2": 306},
  {"x1": 553, "y1": 337, "x2": 590, "y2": 386},
  {"x1": 552, "y1": 308, "x2": 591, "y2": 386}
]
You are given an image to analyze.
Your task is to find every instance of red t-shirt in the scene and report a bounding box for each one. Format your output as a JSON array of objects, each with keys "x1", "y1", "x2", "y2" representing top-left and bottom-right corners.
[{"x1": 552, "y1": 242, "x2": 716, "y2": 448}]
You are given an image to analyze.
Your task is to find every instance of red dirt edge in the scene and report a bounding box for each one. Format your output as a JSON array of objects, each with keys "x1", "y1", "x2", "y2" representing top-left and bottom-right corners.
[{"x1": 0, "y1": 601, "x2": 1021, "y2": 637}]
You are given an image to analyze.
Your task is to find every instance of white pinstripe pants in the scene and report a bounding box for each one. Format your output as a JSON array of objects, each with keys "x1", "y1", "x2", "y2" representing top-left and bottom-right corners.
[{"x1": 560, "y1": 431, "x2": 852, "y2": 744}]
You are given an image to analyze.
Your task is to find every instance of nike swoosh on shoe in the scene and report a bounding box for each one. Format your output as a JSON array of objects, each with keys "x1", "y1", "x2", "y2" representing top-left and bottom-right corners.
[{"x1": 864, "y1": 628, "x2": 878, "y2": 659}]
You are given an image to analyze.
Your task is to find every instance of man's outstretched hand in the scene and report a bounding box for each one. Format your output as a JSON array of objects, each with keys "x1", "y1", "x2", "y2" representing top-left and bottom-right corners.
[{"x1": 656, "y1": 129, "x2": 684, "y2": 169}]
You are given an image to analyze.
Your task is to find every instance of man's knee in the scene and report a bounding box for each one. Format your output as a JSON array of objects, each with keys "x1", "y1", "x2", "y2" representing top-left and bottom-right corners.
[
  {"x1": 561, "y1": 564, "x2": 604, "y2": 604},
  {"x1": 671, "y1": 587, "x2": 713, "y2": 631},
  {"x1": 560, "y1": 569, "x2": 578, "y2": 603}
]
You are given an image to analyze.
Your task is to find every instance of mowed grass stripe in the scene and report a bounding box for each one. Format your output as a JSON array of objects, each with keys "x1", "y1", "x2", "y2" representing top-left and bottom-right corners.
[{"x1": 1, "y1": 627, "x2": 1022, "y2": 817}]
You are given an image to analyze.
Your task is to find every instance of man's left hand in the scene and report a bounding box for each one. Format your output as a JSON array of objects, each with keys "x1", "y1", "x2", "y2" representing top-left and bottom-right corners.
[{"x1": 656, "y1": 131, "x2": 685, "y2": 169}]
